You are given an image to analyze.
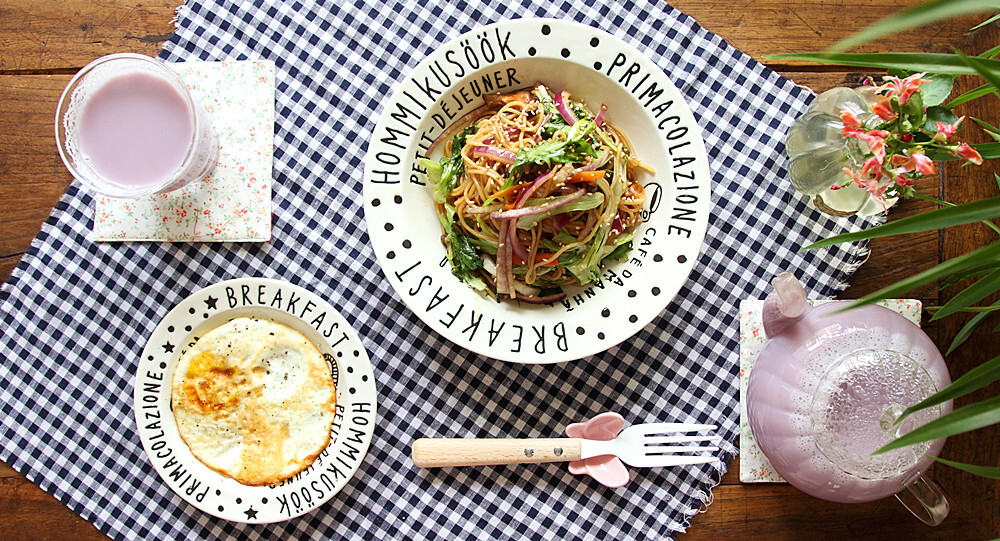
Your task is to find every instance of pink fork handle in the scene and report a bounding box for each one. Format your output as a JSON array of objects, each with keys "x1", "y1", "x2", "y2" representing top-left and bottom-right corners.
[{"x1": 412, "y1": 438, "x2": 583, "y2": 468}]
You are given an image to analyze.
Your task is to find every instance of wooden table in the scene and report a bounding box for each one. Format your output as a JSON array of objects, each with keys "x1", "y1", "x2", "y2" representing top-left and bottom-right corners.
[{"x1": 1, "y1": 1, "x2": 998, "y2": 539}]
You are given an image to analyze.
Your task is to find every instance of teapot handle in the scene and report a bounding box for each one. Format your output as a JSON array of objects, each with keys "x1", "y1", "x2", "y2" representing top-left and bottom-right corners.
[{"x1": 894, "y1": 472, "x2": 949, "y2": 526}]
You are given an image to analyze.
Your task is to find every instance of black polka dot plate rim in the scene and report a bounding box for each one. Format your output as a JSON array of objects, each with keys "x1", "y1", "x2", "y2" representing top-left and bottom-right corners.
[
  {"x1": 133, "y1": 277, "x2": 377, "y2": 524},
  {"x1": 363, "y1": 18, "x2": 710, "y2": 364}
]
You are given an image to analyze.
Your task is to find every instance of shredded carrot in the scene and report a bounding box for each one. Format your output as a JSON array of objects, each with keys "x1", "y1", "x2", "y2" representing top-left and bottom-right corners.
[
  {"x1": 488, "y1": 180, "x2": 533, "y2": 201},
  {"x1": 569, "y1": 170, "x2": 606, "y2": 184}
]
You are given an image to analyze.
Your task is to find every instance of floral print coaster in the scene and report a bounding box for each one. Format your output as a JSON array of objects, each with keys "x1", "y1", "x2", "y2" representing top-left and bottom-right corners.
[
  {"x1": 94, "y1": 60, "x2": 274, "y2": 242},
  {"x1": 738, "y1": 298, "x2": 922, "y2": 483}
]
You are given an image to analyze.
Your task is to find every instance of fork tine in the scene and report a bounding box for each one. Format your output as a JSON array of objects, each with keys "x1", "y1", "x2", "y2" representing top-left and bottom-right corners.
[
  {"x1": 627, "y1": 455, "x2": 718, "y2": 468},
  {"x1": 635, "y1": 423, "x2": 717, "y2": 434},
  {"x1": 644, "y1": 445, "x2": 720, "y2": 454},
  {"x1": 642, "y1": 434, "x2": 720, "y2": 445}
]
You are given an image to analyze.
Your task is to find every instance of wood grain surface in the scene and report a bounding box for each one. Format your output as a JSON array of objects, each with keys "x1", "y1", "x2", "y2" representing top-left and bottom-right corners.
[{"x1": 1, "y1": 1, "x2": 998, "y2": 540}]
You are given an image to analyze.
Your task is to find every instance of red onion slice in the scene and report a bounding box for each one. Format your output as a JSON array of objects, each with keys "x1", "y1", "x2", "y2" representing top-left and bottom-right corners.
[
  {"x1": 495, "y1": 220, "x2": 513, "y2": 297},
  {"x1": 471, "y1": 145, "x2": 517, "y2": 164},
  {"x1": 489, "y1": 189, "x2": 586, "y2": 220},
  {"x1": 515, "y1": 291, "x2": 567, "y2": 304},
  {"x1": 554, "y1": 91, "x2": 577, "y2": 126},
  {"x1": 594, "y1": 104, "x2": 607, "y2": 127},
  {"x1": 611, "y1": 215, "x2": 623, "y2": 234},
  {"x1": 580, "y1": 147, "x2": 611, "y2": 172},
  {"x1": 514, "y1": 171, "x2": 554, "y2": 208},
  {"x1": 508, "y1": 219, "x2": 529, "y2": 263}
]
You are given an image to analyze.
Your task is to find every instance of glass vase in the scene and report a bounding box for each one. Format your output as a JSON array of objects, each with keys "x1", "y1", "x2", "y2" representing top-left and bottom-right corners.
[{"x1": 786, "y1": 87, "x2": 896, "y2": 217}]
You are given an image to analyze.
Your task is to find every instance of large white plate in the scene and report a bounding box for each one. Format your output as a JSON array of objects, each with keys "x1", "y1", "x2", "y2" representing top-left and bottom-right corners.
[
  {"x1": 363, "y1": 18, "x2": 711, "y2": 363},
  {"x1": 134, "y1": 278, "x2": 377, "y2": 523}
]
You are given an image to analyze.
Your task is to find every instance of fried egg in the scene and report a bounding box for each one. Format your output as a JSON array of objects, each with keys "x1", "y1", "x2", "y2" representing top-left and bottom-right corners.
[{"x1": 171, "y1": 317, "x2": 336, "y2": 486}]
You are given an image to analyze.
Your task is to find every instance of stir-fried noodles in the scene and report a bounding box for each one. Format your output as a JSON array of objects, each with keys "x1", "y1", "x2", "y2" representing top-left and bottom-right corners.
[{"x1": 422, "y1": 84, "x2": 648, "y2": 304}]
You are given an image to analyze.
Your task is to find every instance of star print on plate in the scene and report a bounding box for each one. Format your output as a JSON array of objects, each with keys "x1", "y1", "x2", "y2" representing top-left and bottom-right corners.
[{"x1": 135, "y1": 277, "x2": 378, "y2": 524}]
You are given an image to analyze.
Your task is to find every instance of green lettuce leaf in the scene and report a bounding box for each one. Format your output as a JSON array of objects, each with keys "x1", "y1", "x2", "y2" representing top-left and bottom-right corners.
[{"x1": 515, "y1": 192, "x2": 605, "y2": 230}]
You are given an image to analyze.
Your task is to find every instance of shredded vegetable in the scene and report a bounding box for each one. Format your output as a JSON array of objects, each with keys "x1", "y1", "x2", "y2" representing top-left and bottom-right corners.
[{"x1": 424, "y1": 84, "x2": 648, "y2": 303}]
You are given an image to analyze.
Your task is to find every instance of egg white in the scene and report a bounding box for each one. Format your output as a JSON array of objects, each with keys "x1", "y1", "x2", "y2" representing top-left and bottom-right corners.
[{"x1": 171, "y1": 317, "x2": 336, "y2": 486}]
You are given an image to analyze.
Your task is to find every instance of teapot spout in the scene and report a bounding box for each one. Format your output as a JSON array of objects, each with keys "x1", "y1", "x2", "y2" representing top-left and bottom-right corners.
[{"x1": 762, "y1": 272, "x2": 810, "y2": 338}]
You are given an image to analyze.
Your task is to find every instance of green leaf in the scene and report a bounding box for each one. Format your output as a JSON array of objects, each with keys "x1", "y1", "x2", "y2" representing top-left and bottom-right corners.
[
  {"x1": 996, "y1": 173, "x2": 1000, "y2": 190},
  {"x1": 901, "y1": 354, "x2": 1000, "y2": 420},
  {"x1": 982, "y1": 128, "x2": 1000, "y2": 142},
  {"x1": 947, "y1": 300, "x2": 1000, "y2": 354},
  {"x1": 911, "y1": 194, "x2": 1000, "y2": 237},
  {"x1": 827, "y1": 0, "x2": 1000, "y2": 52},
  {"x1": 903, "y1": 89, "x2": 926, "y2": 120},
  {"x1": 955, "y1": 50, "x2": 1000, "y2": 97},
  {"x1": 944, "y1": 83, "x2": 997, "y2": 108},
  {"x1": 515, "y1": 192, "x2": 604, "y2": 230},
  {"x1": 941, "y1": 261, "x2": 1000, "y2": 288},
  {"x1": 925, "y1": 141, "x2": 1000, "y2": 161},
  {"x1": 951, "y1": 120, "x2": 1000, "y2": 152},
  {"x1": 972, "y1": 116, "x2": 1000, "y2": 133},
  {"x1": 932, "y1": 269, "x2": 1000, "y2": 320},
  {"x1": 875, "y1": 395, "x2": 1000, "y2": 454},
  {"x1": 803, "y1": 196, "x2": 1000, "y2": 250},
  {"x1": 920, "y1": 73, "x2": 955, "y2": 107},
  {"x1": 980, "y1": 43, "x2": 1000, "y2": 59},
  {"x1": 973, "y1": 13, "x2": 1000, "y2": 31},
  {"x1": 834, "y1": 240, "x2": 1000, "y2": 313},
  {"x1": 929, "y1": 456, "x2": 1000, "y2": 479},
  {"x1": 923, "y1": 106, "x2": 959, "y2": 132},
  {"x1": 429, "y1": 124, "x2": 477, "y2": 204},
  {"x1": 767, "y1": 52, "x2": 1000, "y2": 76}
]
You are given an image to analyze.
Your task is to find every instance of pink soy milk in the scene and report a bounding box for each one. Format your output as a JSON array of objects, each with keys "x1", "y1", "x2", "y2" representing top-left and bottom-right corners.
[
  {"x1": 77, "y1": 72, "x2": 194, "y2": 188},
  {"x1": 56, "y1": 53, "x2": 218, "y2": 198}
]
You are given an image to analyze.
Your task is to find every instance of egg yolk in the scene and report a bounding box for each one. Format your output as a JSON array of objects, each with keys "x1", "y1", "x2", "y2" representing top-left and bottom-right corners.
[{"x1": 182, "y1": 352, "x2": 243, "y2": 416}]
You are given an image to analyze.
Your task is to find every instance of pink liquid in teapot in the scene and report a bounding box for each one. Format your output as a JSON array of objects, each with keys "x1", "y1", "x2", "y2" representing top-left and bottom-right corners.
[{"x1": 747, "y1": 273, "x2": 952, "y2": 503}]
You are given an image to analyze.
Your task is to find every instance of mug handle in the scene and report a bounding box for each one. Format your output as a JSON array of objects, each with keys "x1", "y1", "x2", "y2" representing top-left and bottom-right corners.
[{"x1": 894, "y1": 472, "x2": 949, "y2": 526}]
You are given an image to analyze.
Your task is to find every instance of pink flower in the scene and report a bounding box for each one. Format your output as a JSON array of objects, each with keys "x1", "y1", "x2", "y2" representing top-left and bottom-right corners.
[
  {"x1": 890, "y1": 151, "x2": 936, "y2": 175},
  {"x1": 871, "y1": 94, "x2": 896, "y2": 121},
  {"x1": 844, "y1": 167, "x2": 891, "y2": 211},
  {"x1": 934, "y1": 116, "x2": 964, "y2": 140},
  {"x1": 843, "y1": 129, "x2": 889, "y2": 163},
  {"x1": 880, "y1": 72, "x2": 931, "y2": 104},
  {"x1": 911, "y1": 152, "x2": 935, "y2": 175},
  {"x1": 955, "y1": 143, "x2": 984, "y2": 165},
  {"x1": 840, "y1": 110, "x2": 862, "y2": 130},
  {"x1": 858, "y1": 131, "x2": 888, "y2": 162},
  {"x1": 861, "y1": 156, "x2": 883, "y2": 178}
]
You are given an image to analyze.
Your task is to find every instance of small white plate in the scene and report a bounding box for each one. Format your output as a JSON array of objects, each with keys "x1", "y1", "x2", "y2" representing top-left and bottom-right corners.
[
  {"x1": 134, "y1": 278, "x2": 377, "y2": 523},
  {"x1": 363, "y1": 18, "x2": 711, "y2": 363}
]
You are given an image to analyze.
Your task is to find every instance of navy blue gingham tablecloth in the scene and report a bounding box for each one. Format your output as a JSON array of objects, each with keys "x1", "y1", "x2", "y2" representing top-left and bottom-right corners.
[{"x1": 0, "y1": 1, "x2": 881, "y2": 539}]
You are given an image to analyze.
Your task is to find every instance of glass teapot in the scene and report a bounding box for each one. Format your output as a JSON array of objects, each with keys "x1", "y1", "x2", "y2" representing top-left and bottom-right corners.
[{"x1": 747, "y1": 272, "x2": 952, "y2": 525}]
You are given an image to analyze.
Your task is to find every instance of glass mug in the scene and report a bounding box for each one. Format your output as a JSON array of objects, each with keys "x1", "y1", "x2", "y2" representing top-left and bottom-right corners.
[
  {"x1": 55, "y1": 53, "x2": 218, "y2": 198},
  {"x1": 747, "y1": 272, "x2": 952, "y2": 526}
]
